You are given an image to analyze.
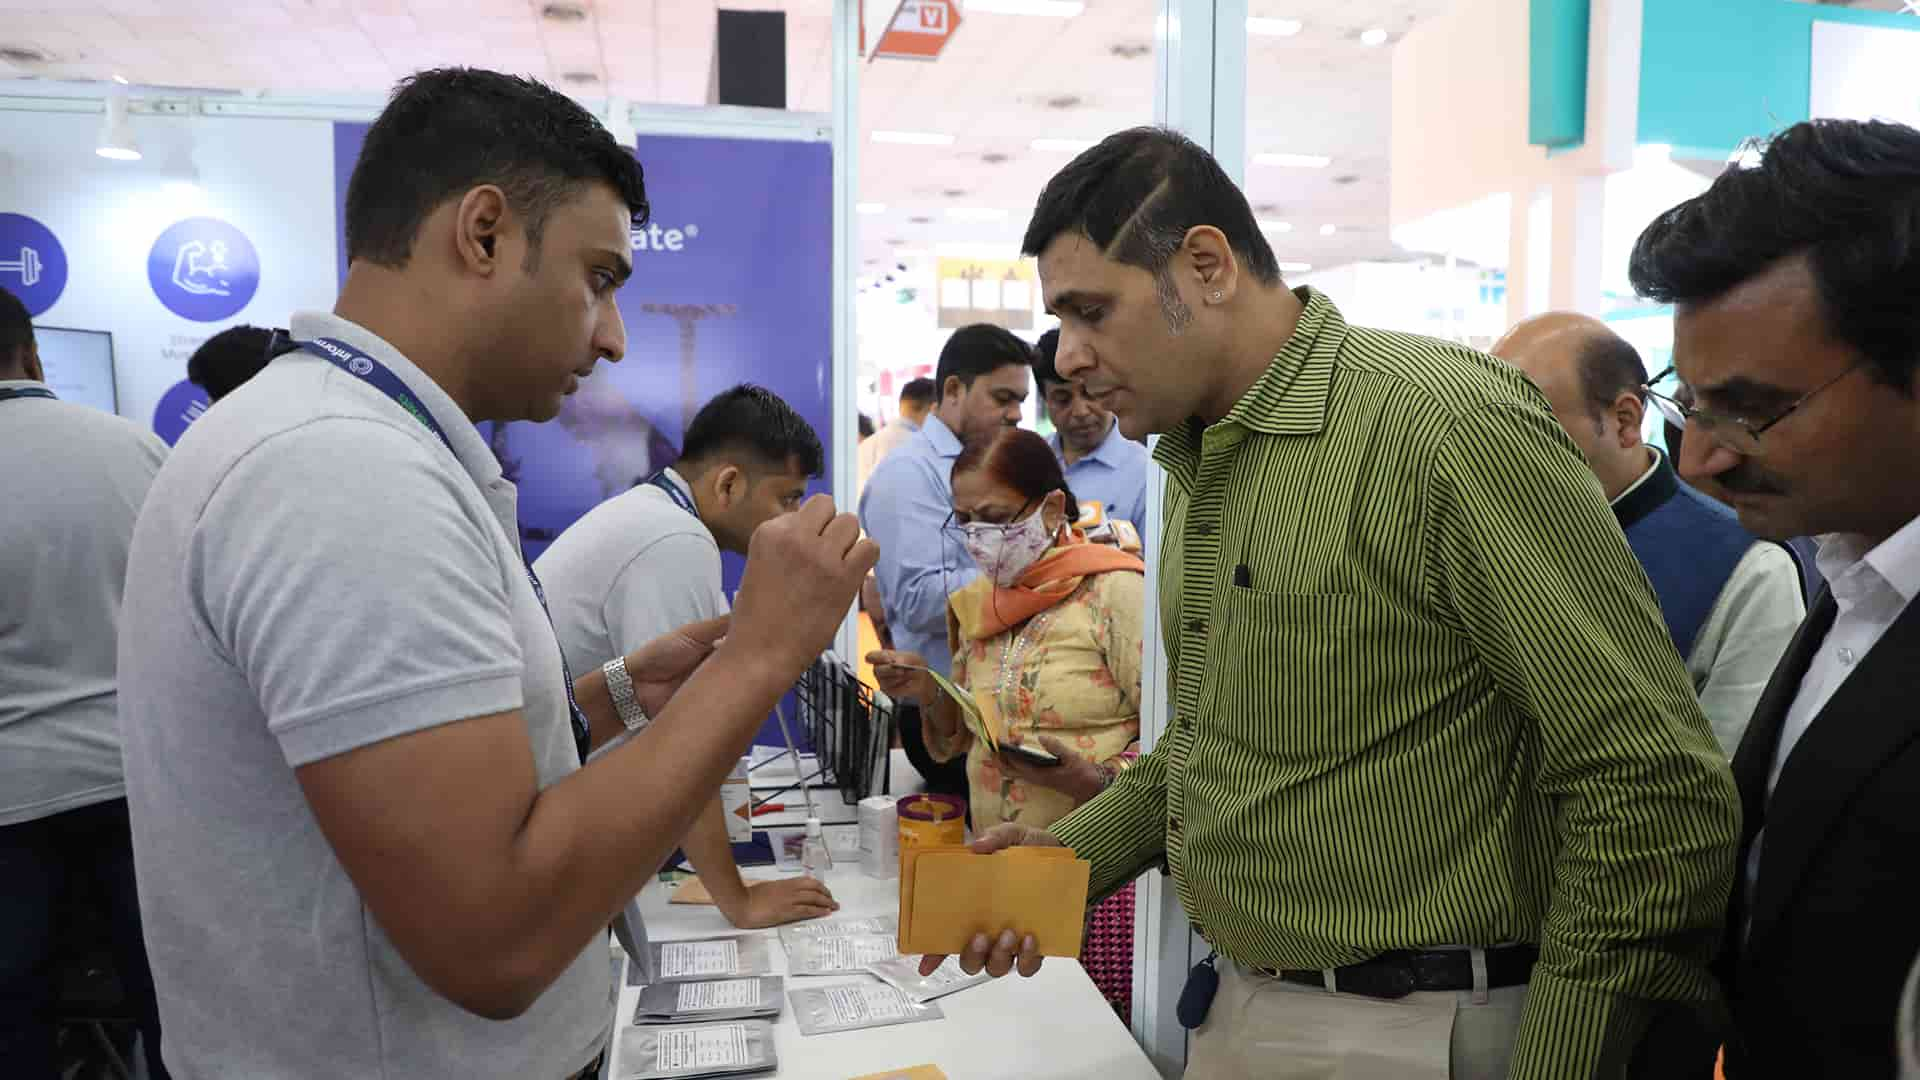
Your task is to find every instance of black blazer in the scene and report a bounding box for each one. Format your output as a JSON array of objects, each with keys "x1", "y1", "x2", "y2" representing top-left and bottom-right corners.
[{"x1": 1722, "y1": 591, "x2": 1920, "y2": 1078}]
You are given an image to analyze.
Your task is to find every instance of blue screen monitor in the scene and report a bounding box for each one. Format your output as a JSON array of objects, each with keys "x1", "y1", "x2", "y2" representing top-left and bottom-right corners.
[{"x1": 32, "y1": 325, "x2": 117, "y2": 414}]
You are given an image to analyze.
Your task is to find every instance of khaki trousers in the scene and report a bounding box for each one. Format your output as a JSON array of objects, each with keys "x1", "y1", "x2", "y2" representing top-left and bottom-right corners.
[{"x1": 1184, "y1": 959, "x2": 1529, "y2": 1080}]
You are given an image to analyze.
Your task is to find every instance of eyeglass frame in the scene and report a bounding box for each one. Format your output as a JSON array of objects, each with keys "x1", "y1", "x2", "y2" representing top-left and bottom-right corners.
[{"x1": 1642, "y1": 360, "x2": 1864, "y2": 456}]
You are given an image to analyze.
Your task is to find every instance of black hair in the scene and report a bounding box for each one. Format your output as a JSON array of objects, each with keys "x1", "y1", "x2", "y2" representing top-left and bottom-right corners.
[
  {"x1": 934, "y1": 324, "x2": 1032, "y2": 396},
  {"x1": 345, "y1": 67, "x2": 649, "y2": 271},
  {"x1": 188, "y1": 325, "x2": 283, "y2": 402},
  {"x1": 859, "y1": 412, "x2": 876, "y2": 439},
  {"x1": 899, "y1": 377, "x2": 937, "y2": 407},
  {"x1": 0, "y1": 286, "x2": 30, "y2": 366},
  {"x1": 678, "y1": 384, "x2": 824, "y2": 478},
  {"x1": 1629, "y1": 118, "x2": 1920, "y2": 394},
  {"x1": 1576, "y1": 332, "x2": 1647, "y2": 419},
  {"x1": 1021, "y1": 127, "x2": 1282, "y2": 326},
  {"x1": 1032, "y1": 328, "x2": 1066, "y2": 391}
]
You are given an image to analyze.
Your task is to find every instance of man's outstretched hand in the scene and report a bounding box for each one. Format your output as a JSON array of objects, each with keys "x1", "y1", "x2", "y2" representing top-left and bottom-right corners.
[{"x1": 915, "y1": 823, "x2": 1063, "y2": 979}]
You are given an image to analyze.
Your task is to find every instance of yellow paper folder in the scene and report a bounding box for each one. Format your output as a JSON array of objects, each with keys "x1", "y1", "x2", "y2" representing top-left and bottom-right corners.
[
  {"x1": 898, "y1": 844, "x2": 1091, "y2": 958},
  {"x1": 849, "y1": 1067, "x2": 948, "y2": 1080}
]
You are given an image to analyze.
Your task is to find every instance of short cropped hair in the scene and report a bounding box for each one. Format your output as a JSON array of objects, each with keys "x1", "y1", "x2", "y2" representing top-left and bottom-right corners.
[
  {"x1": 1022, "y1": 127, "x2": 1281, "y2": 299},
  {"x1": 345, "y1": 67, "x2": 649, "y2": 271},
  {"x1": 1630, "y1": 118, "x2": 1920, "y2": 394},
  {"x1": 188, "y1": 325, "x2": 283, "y2": 402},
  {"x1": 934, "y1": 324, "x2": 1032, "y2": 395},
  {"x1": 679, "y1": 384, "x2": 824, "y2": 478}
]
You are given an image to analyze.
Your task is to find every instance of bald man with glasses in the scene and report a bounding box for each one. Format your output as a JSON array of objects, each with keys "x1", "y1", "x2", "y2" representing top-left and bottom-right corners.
[{"x1": 1494, "y1": 314, "x2": 1806, "y2": 756}]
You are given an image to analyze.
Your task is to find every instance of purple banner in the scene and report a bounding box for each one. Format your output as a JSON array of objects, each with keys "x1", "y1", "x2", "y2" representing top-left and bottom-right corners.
[{"x1": 334, "y1": 125, "x2": 836, "y2": 748}]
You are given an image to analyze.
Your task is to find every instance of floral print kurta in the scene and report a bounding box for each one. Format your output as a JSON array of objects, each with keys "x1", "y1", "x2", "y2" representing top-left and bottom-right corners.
[{"x1": 928, "y1": 569, "x2": 1144, "y2": 831}]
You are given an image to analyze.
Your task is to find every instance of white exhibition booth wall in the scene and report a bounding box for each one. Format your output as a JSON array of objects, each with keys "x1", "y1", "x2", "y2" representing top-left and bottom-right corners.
[{"x1": 0, "y1": 110, "x2": 339, "y2": 432}]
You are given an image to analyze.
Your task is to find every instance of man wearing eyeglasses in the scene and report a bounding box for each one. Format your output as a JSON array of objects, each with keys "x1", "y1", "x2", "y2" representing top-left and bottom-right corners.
[
  {"x1": 1493, "y1": 314, "x2": 1806, "y2": 756},
  {"x1": 1630, "y1": 117, "x2": 1920, "y2": 1079}
]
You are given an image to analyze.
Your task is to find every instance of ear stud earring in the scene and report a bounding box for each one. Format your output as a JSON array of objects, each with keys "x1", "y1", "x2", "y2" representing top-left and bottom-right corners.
[{"x1": 1210, "y1": 291, "x2": 1223, "y2": 301}]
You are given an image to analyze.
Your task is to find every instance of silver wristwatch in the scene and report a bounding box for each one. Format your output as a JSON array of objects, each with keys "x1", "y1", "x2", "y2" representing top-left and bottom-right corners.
[{"x1": 602, "y1": 657, "x2": 652, "y2": 733}]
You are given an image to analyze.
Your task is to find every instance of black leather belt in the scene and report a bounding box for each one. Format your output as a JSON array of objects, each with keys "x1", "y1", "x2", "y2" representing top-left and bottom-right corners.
[{"x1": 1268, "y1": 944, "x2": 1539, "y2": 1000}]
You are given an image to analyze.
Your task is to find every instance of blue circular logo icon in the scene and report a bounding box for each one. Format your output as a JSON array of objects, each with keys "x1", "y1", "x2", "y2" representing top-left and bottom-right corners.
[
  {"x1": 147, "y1": 217, "x2": 259, "y2": 322},
  {"x1": 0, "y1": 213, "x2": 70, "y2": 316},
  {"x1": 151, "y1": 378, "x2": 211, "y2": 446}
]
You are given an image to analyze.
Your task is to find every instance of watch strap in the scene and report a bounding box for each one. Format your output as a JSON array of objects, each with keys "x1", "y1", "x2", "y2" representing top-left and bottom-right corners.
[{"x1": 602, "y1": 657, "x2": 651, "y2": 733}]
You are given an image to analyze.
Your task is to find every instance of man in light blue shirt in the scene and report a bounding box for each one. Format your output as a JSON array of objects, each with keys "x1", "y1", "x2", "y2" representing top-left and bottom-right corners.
[
  {"x1": 861, "y1": 326, "x2": 1030, "y2": 797},
  {"x1": 1035, "y1": 328, "x2": 1150, "y2": 542},
  {"x1": 860, "y1": 325, "x2": 1032, "y2": 679}
]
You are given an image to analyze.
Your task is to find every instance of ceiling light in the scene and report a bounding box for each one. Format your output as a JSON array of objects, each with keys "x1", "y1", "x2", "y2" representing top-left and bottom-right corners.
[
  {"x1": 1360, "y1": 27, "x2": 1389, "y2": 46},
  {"x1": 1247, "y1": 17, "x2": 1303, "y2": 36},
  {"x1": 945, "y1": 207, "x2": 1009, "y2": 221},
  {"x1": 1258, "y1": 219, "x2": 1293, "y2": 233},
  {"x1": 872, "y1": 130, "x2": 955, "y2": 146},
  {"x1": 965, "y1": 0, "x2": 1086, "y2": 15},
  {"x1": 1031, "y1": 137, "x2": 1097, "y2": 153},
  {"x1": 857, "y1": 202, "x2": 887, "y2": 214},
  {"x1": 96, "y1": 89, "x2": 140, "y2": 161},
  {"x1": 1255, "y1": 152, "x2": 1331, "y2": 168},
  {"x1": 1279, "y1": 261, "x2": 1313, "y2": 273},
  {"x1": 1319, "y1": 224, "x2": 1337, "y2": 236},
  {"x1": 112, "y1": 73, "x2": 129, "y2": 85}
]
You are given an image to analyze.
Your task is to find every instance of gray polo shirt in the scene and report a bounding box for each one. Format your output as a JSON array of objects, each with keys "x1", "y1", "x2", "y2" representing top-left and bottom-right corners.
[
  {"x1": 0, "y1": 381, "x2": 166, "y2": 826},
  {"x1": 117, "y1": 311, "x2": 609, "y2": 1078},
  {"x1": 534, "y1": 467, "x2": 729, "y2": 679}
]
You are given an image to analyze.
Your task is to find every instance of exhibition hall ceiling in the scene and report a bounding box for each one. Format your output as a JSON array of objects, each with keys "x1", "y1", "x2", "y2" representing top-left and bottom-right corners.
[{"x1": 0, "y1": 0, "x2": 1457, "y2": 273}]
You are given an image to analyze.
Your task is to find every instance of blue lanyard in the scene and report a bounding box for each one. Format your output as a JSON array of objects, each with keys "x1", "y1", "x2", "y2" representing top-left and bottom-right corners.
[
  {"x1": 293, "y1": 337, "x2": 593, "y2": 764},
  {"x1": 0, "y1": 387, "x2": 56, "y2": 403},
  {"x1": 644, "y1": 470, "x2": 699, "y2": 517}
]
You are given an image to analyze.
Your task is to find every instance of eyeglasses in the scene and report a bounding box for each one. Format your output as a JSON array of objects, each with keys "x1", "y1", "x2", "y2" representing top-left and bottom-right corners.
[{"x1": 1643, "y1": 361, "x2": 1863, "y2": 458}]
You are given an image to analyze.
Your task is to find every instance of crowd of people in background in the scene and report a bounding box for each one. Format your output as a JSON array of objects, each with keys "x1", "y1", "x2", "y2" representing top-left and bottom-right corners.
[{"x1": 2, "y1": 62, "x2": 1918, "y2": 1080}]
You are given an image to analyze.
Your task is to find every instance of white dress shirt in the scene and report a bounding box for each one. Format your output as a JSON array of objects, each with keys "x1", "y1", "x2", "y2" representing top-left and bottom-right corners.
[
  {"x1": 1767, "y1": 511, "x2": 1920, "y2": 792},
  {"x1": 1745, "y1": 510, "x2": 1920, "y2": 926}
]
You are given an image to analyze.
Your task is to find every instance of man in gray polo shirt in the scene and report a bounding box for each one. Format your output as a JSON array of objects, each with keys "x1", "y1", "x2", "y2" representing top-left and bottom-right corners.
[
  {"x1": 0, "y1": 287, "x2": 171, "y2": 1078},
  {"x1": 117, "y1": 69, "x2": 875, "y2": 1079},
  {"x1": 538, "y1": 384, "x2": 839, "y2": 933}
]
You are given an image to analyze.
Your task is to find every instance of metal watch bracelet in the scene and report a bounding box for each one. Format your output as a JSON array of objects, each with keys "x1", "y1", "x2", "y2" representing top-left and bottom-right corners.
[{"x1": 601, "y1": 657, "x2": 652, "y2": 733}]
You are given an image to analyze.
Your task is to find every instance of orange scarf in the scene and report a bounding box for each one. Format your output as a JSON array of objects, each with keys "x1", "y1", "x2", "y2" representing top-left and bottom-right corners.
[{"x1": 949, "y1": 527, "x2": 1145, "y2": 642}]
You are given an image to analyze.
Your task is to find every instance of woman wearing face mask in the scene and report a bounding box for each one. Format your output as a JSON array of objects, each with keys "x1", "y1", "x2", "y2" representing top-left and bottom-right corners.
[{"x1": 868, "y1": 427, "x2": 1145, "y2": 1015}]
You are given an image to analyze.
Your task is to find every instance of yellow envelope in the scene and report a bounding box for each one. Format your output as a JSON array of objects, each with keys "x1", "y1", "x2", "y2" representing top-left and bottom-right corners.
[
  {"x1": 849, "y1": 1067, "x2": 948, "y2": 1080},
  {"x1": 667, "y1": 875, "x2": 715, "y2": 905},
  {"x1": 897, "y1": 844, "x2": 1090, "y2": 958}
]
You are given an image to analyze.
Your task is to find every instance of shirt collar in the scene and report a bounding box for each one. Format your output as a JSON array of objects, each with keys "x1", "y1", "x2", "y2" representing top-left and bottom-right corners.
[
  {"x1": 659, "y1": 466, "x2": 696, "y2": 504},
  {"x1": 1608, "y1": 447, "x2": 1676, "y2": 531},
  {"x1": 1815, "y1": 511, "x2": 1920, "y2": 605},
  {"x1": 288, "y1": 310, "x2": 502, "y2": 490},
  {"x1": 901, "y1": 415, "x2": 923, "y2": 432},
  {"x1": 923, "y1": 413, "x2": 964, "y2": 458},
  {"x1": 0, "y1": 379, "x2": 51, "y2": 392},
  {"x1": 1051, "y1": 416, "x2": 1129, "y2": 470},
  {"x1": 1153, "y1": 286, "x2": 1343, "y2": 478}
]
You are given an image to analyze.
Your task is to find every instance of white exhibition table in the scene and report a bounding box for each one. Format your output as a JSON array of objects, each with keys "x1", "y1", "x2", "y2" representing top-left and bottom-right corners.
[{"x1": 605, "y1": 750, "x2": 1161, "y2": 1080}]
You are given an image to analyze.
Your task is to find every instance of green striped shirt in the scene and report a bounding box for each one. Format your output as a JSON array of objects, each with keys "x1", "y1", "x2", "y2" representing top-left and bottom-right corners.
[{"x1": 1049, "y1": 289, "x2": 1740, "y2": 1077}]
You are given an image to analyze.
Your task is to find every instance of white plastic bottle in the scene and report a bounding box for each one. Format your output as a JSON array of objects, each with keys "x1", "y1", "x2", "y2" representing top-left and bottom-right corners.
[{"x1": 800, "y1": 817, "x2": 833, "y2": 875}]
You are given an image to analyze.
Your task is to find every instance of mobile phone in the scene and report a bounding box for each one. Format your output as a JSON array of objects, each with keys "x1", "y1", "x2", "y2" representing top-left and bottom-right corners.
[{"x1": 999, "y1": 743, "x2": 1063, "y2": 768}]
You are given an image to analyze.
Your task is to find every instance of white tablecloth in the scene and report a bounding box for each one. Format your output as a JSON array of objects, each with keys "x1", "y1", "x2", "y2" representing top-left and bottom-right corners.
[{"x1": 605, "y1": 750, "x2": 1159, "y2": 1080}]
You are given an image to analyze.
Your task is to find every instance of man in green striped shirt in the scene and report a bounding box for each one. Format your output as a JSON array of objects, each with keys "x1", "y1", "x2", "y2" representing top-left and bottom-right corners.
[{"x1": 931, "y1": 129, "x2": 1740, "y2": 1078}]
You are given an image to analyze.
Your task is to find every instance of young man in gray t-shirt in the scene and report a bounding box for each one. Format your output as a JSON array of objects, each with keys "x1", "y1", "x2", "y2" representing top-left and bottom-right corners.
[
  {"x1": 538, "y1": 385, "x2": 840, "y2": 936},
  {"x1": 117, "y1": 69, "x2": 875, "y2": 1079}
]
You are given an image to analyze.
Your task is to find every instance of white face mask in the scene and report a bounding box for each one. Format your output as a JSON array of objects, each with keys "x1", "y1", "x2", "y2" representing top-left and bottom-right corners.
[{"x1": 960, "y1": 505, "x2": 1055, "y2": 587}]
